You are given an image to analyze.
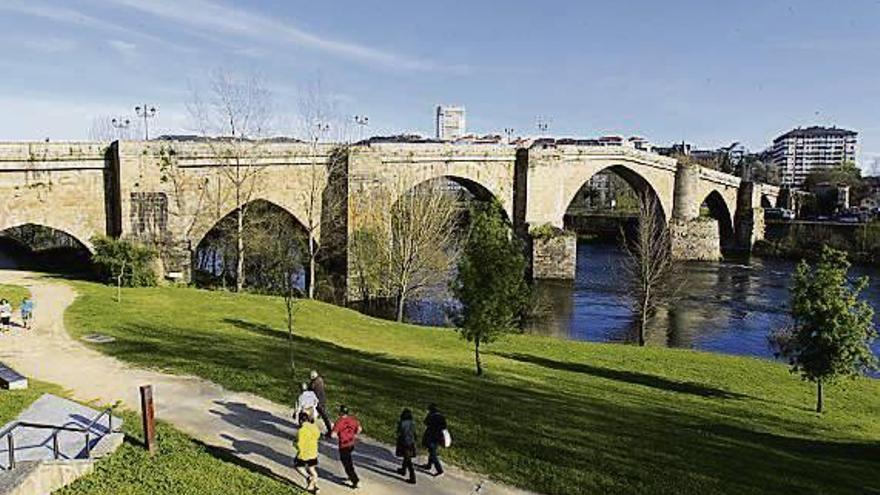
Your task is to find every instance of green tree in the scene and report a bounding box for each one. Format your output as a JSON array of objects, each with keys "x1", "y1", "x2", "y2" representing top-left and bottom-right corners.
[
  {"x1": 452, "y1": 201, "x2": 529, "y2": 376},
  {"x1": 769, "y1": 246, "x2": 877, "y2": 413},
  {"x1": 91, "y1": 235, "x2": 158, "y2": 302}
]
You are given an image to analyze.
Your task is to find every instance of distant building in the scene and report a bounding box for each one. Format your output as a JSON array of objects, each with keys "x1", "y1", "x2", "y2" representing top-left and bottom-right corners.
[
  {"x1": 771, "y1": 126, "x2": 857, "y2": 188},
  {"x1": 435, "y1": 105, "x2": 466, "y2": 141}
]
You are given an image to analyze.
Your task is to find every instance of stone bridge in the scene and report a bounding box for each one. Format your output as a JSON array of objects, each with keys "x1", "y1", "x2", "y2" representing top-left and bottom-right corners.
[{"x1": 0, "y1": 140, "x2": 779, "y2": 298}]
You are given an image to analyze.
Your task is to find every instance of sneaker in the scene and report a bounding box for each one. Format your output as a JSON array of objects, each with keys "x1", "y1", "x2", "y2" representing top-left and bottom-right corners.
[
  {"x1": 396, "y1": 468, "x2": 406, "y2": 476},
  {"x1": 350, "y1": 481, "x2": 359, "y2": 490}
]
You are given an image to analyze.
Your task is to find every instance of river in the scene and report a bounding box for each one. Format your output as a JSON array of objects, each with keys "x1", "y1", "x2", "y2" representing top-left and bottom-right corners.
[{"x1": 407, "y1": 241, "x2": 880, "y2": 370}]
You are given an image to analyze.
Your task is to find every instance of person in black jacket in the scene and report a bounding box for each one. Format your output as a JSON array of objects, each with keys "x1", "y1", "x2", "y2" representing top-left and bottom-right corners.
[
  {"x1": 421, "y1": 403, "x2": 446, "y2": 476},
  {"x1": 395, "y1": 408, "x2": 417, "y2": 484},
  {"x1": 308, "y1": 369, "x2": 333, "y2": 435}
]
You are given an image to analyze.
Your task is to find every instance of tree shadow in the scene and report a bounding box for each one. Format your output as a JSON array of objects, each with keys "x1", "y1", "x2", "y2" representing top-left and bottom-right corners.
[{"x1": 494, "y1": 352, "x2": 748, "y2": 399}]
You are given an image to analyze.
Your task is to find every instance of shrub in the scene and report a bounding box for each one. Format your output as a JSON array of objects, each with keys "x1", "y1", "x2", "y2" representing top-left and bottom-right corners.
[{"x1": 91, "y1": 235, "x2": 158, "y2": 288}]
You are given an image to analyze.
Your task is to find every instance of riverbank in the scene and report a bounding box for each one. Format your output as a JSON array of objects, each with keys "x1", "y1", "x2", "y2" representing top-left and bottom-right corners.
[
  {"x1": 63, "y1": 280, "x2": 880, "y2": 495},
  {"x1": 757, "y1": 220, "x2": 880, "y2": 265}
]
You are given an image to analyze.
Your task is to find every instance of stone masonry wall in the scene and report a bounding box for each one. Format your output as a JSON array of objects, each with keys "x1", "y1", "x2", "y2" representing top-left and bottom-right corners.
[
  {"x1": 531, "y1": 232, "x2": 577, "y2": 279},
  {"x1": 669, "y1": 218, "x2": 721, "y2": 261}
]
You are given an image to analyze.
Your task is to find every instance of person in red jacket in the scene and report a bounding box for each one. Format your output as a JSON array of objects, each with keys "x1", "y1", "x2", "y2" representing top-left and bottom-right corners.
[{"x1": 331, "y1": 404, "x2": 362, "y2": 489}]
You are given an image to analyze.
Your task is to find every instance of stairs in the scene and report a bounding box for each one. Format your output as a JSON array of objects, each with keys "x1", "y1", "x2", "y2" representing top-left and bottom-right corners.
[{"x1": 0, "y1": 394, "x2": 124, "y2": 495}]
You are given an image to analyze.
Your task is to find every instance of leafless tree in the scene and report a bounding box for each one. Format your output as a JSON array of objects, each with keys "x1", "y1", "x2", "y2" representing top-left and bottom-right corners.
[
  {"x1": 621, "y1": 193, "x2": 681, "y2": 346},
  {"x1": 88, "y1": 116, "x2": 140, "y2": 141},
  {"x1": 295, "y1": 78, "x2": 349, "y2": 299},
  {"x1": 189, "y1": 69, "x2": 274, "y2": 292},
  {"x1": 350, "y1": 177, "x2": 462, "y2": 321}
]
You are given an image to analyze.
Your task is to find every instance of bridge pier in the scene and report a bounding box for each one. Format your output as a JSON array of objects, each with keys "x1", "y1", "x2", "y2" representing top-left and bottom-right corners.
[
  {"x1": 529, "y1": 229, "x2": 577, "y2": 280},
  {"x1": 734, "y1": 182, "x2": 766, "y2": 252},
  {"x1": 670, "y1": 163, "x2": 722, "y2": 260}
]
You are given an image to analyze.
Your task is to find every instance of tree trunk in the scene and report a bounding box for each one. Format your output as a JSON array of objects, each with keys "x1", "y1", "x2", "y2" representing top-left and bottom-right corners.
[
  {"x1": 816, "y1": 379, "x2": 824, "y2": 413},
  {"x1": 308, "y1": 232, "x2": 316, "y2": 299},
  {"x1": 474, "y1": 338, "x2": 483, "y2": 376},
  {"x1": 639, "y1": 289, "x2": 649, "y2": 346},
  {"x1": 116, "y1": 261, "x2": 126, "y2": 303},
  {"x1": 235, "y1": 206, "x2": 245, "y2": 292},
  {"x1": 396, "y1": 290, "x2": 406, "y2": 322}
]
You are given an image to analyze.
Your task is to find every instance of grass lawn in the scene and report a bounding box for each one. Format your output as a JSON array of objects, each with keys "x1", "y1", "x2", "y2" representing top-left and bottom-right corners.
[
  {"x1": 65, "y1": 282, "x2": 880, "y2": 495},
  {"x1": 0, "y1": 380, "x2": 301, "y2": 494},
  {"x1": 0, "y1": 283, "x2": 30, "y2": 312}
]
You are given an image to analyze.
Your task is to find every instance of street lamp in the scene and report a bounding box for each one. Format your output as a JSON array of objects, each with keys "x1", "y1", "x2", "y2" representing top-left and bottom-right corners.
[
  {"x1": 504, "y1": 127, "x2": 515, "y2": 144},
  {"x1": 111, "y1": 117, "x2": 131, "y2": 140},
  {"x1": 536, "y1": 116, "x2": 550, "y2": 135},
  {"x1": 353, "y1": 115, "x2": 369, "y2": 142},
  {"x1": 134, "y1": 105, "x2": 158, "y2": 140}
]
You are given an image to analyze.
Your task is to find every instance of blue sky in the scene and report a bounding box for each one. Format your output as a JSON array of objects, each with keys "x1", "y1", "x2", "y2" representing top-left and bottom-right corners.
[{"x1": 1, "y1": 0, "x2": 879, "y2": 167}]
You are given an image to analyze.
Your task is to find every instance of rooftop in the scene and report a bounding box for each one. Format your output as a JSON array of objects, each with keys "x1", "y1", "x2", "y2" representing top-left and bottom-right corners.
[{"x1": 773, "y1": 126, "x2": 857, "y2": 142}]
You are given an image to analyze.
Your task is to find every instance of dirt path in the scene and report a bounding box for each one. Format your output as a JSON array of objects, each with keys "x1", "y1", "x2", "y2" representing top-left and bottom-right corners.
[{"x1": 0, "y1": 270, "x2": 535, "y2": 495}]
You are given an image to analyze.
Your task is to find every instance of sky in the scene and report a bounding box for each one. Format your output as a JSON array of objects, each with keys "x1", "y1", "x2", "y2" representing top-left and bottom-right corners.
[{"x1": 1, "y1": 0, "x2": 879, "y2": 169}]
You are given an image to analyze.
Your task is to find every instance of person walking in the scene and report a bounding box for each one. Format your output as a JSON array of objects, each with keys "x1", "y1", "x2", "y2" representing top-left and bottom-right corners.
[
  {"x1": 294, "y1": 411, "x2": 321, "y2": 494},
  {"x1": 331, "y1": 404, "x2": 362, "y2": 489},
  {"x1": 295, "y1": 382, "x2": 319, "y2": 425},
  {"x1": 20, "y1": 297, "x2": 33, "y2": 330},
  {"x1": 395, "y1": 408, "x2": 417, "y2": 484},
  {"x1": 421, "y1": 403, "x2": 447, "y2": 476},
  {"x1": 309, "y1": 370, "x2": 333, "y2": 435},
  {"x1": 0, "y1": 299, "x2": 12, "y2": 332}
]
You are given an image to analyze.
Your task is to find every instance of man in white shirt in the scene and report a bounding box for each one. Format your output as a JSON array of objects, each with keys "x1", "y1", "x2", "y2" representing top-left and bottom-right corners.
[{"x1": 295, "y1": 382, "x2": 319, "y2": 425}]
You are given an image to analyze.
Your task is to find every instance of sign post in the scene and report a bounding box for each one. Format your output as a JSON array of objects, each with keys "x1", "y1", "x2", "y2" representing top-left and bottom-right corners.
[{"x1": 139, "y1": 385, "x2": 156, "y2": 454}]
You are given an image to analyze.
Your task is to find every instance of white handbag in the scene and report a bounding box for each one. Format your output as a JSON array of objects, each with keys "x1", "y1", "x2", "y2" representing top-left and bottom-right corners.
[{"x1": 442, "y1": 429, "x2": 452, "y2": 448}]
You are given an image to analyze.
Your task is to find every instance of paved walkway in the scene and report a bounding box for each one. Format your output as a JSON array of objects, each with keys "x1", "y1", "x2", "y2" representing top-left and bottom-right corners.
[{"x1": 0, "y1": 270, "x2": 535, "y2": 495}]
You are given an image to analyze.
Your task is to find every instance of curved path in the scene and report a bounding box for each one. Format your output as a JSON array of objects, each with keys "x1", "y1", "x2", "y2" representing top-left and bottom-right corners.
[{"x1": 0, "y1": 270, "x2": 535, "y2": 495}]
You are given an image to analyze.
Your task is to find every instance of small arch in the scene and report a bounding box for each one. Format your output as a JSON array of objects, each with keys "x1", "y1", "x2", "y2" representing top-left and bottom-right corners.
[
  {"x1": 700, "y1": 191, "x2": 735, "y2": 254},
  {"x1": 760, "y1": 194, "x2": 773, "y2": 208},
  {"x1": 0, "y1": 223, "x2": 94, "y2": 271}
]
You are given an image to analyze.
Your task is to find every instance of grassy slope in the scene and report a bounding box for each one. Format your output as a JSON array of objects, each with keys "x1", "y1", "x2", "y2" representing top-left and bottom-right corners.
[
  {"x1": 65, "y1": 282, "x2": 880, "y2": 495},
  {"x1": 0, "y1": 284, "x2": 30, "y2": 312},
  {"x1": 0, "y1": 381, "x2": 300, "y2": 494}
]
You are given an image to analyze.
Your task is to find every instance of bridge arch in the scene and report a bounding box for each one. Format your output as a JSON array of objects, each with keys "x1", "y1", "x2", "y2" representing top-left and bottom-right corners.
[
  {"x1": 700, "y1": 190, "x2": 736, "y2": 253},
  {"x1": 192, "y1": 198, "x2": 310, "y2": 289},
  {"x1": 0, "y1": 221, "x2": 94, "y2": 253},
  {"x1": 562, "y1": 164, "x2": 668, "y2": 223}
]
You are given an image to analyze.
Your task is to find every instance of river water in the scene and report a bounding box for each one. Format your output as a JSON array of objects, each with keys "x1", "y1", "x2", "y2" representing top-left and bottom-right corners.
[{"x1": 408, "y1": 241, "x2": 880, "y2": 369}]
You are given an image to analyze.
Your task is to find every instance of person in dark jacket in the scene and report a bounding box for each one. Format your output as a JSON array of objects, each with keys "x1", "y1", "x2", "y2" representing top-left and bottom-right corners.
[
  {"x1": 308, "y1": 369, "x2": 333, "y2": 435},
  {"x1": 421, "y1": 403, "x2": 447, "y2": 476},
  {"x1": 395, "y1": 408, "x2": 417, "y2": 484}
]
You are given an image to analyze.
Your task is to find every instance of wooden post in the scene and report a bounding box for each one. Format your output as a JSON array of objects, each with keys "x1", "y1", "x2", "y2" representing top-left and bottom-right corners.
[{"x1": 140, "y1": 385, "x2": 157, "y2": 454}]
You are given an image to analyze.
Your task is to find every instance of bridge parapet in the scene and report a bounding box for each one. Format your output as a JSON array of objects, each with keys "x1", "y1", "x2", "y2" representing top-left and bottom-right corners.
[{"x1": 0, "y1": 142, "x2": 108, "y2": 171}]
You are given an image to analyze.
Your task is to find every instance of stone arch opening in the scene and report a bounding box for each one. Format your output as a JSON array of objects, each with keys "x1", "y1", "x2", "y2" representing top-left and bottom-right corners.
[
  {"x1": 192, "y1": 199, "x2": 309, "y2": 292},
  {"x1": 563, "y1": 164, "x2": 665, "y2": 240},
  {"x1": 760, "y1": 194, "x2": 773, "y2": 208},
  {"x1": 0, "y1": 223, "x2": 93, "y2": 272},
  {"x1": 700, "y1": 191, "x2": 735, "y2": 254}
]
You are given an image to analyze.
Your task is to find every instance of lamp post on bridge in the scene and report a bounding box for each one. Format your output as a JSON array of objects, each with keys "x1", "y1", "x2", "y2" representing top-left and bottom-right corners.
[
  {"x1": 111, "y1": 117, "x2": 131, "y2": 140},
  {"x1": 134, "y1": 105, "x2": 158, "y2": 140},
  {"x1": 353, "y1": 115, "x2": 369, "y2": 143},
  {"x1": 504, "y1": 127, "x2": 515, "y2": 144},
  {"x1": 536, "y1": 116, "x2": 550, "y2": 135}
]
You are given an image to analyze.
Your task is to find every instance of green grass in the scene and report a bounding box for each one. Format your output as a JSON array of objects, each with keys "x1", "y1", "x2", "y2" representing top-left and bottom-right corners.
[
  {"x1": 0, "y1": 380, "x2": 64, "y2": 424},
  {"x1": 0, "y1": 284, "x2": 30, "y2": 311},
  {"x1": 0, "y1": 379, "x2": 301, "y2": 494},
  {"x1": 65, "y1": 282, "x2": 880, "y2": 495}
]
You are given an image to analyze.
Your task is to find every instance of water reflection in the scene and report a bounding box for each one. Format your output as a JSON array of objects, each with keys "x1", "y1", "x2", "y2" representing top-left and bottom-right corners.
[
  {"x1": 407, "y1": 241, "x2": 880, "y2": 371},
  {"x1": 526, "y1": 242, "x2": 880, "y2": 363}
]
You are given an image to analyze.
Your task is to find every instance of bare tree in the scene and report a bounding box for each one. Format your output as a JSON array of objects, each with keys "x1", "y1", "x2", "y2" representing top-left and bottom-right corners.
[
  {"x1": 189, "y1": 69, "x2": 274, "y2": 292},
  {"x1": 621, "y1": 193, "x2": 680, "y2": 346},
  {"x1": 295, "y1": 78, "x2": 350, "y2": 299},
  {"x1": 89, "y1": 116, "x2": 141, "y2": 141},
  {"x1": 350, "y1": 177, "x2": 462, "y2": 321}
]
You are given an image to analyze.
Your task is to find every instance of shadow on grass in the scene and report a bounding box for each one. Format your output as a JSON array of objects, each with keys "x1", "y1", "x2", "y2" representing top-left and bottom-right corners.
[
  {"x1": 81, "y1": 313, "x2": 880, "y2": 495},
  {"x1": 495, "y1": 351, "x2": 748, "y2": 400}
]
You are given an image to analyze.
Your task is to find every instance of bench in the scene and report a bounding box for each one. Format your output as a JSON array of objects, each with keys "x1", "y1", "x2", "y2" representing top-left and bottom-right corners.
[{"x1": 0, "y1": 362, "x2": 28, "y2": 390}]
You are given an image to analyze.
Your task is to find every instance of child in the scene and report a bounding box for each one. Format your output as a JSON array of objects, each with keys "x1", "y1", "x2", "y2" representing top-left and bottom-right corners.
[
  {"x1": 0, "y1": 299, "x2": 12, "y2": 332},
  {"x1": 20, "y1": 297, "x2": 33, "y2": 330}
]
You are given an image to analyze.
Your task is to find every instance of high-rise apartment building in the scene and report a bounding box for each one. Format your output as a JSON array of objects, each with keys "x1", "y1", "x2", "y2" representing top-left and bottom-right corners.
[
  {"x1": 771, "y1": 126, "x2": 857, "y2": 188},
  {"x1": 435, "y1": 105, "x2": 466, "y2": 141}
]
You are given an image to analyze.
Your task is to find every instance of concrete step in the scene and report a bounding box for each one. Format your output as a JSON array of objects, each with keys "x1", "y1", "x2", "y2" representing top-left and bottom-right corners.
[
  {"x1": 0, "y1": 460, "x2": 94, "y2": 495},
  {"x1": 0, "y1": 394, "x2": 123, "y2": 467}
]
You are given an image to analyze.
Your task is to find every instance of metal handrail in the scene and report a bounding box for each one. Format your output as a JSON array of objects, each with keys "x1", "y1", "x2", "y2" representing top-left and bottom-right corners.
[{"x1": 0, "y1": 406, "x2": 117, "y2": 470}]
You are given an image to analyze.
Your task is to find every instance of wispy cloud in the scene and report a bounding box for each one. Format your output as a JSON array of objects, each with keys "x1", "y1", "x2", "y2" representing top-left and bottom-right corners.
[
  {"x1": 0, "y1": 0, "x2": 194, "y2": 53},
  {"x1": 21, "y1": 37, "x2": 78, "y2": 54},
  {"x1": 108, "y1": 39, "x2": 137, "y2": 59},
  {"x1": 102, "y1": 0, "x2": 462, "y2": 72}
]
